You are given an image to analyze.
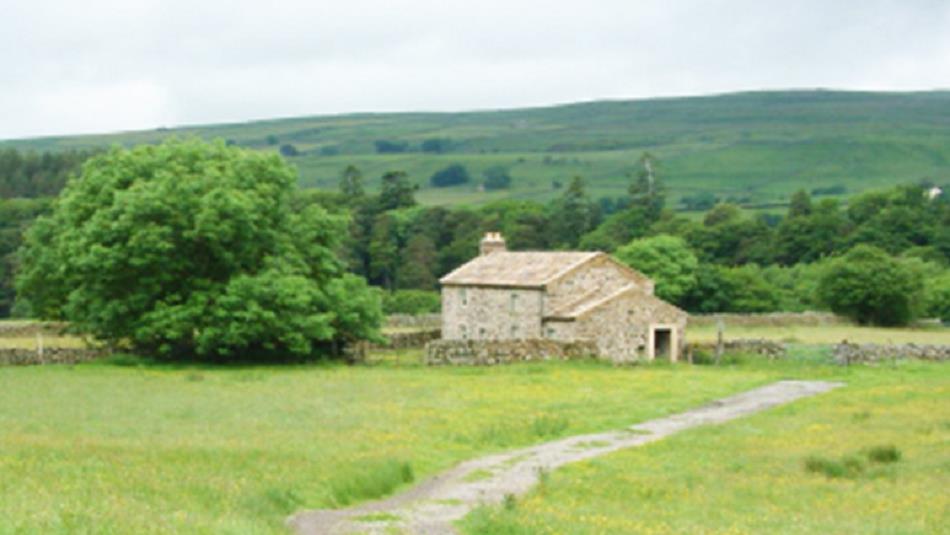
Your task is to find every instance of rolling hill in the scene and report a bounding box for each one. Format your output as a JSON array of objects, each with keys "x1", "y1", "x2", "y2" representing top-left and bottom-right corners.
[{"x1": 3, "y1": 90, "x2": 949, "y2": 209}]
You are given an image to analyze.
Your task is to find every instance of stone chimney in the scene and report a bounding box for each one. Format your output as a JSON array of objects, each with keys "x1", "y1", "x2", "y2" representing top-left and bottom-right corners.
[{"x1": 479, "y1": 232, "x2": 507, "y2": 256}]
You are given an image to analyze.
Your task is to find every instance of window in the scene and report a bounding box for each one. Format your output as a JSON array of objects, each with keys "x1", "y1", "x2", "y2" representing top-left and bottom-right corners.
[
  {"x1": 479, "y1": 327, "x2": 486, "y2": 339},
  {"x1": 509, "y1": 293, "x2": 518, "y2": 312},
  {"x1": 460, "y1": 325, "x2": 468, "y2": 340},
  {"x1": 510, "y1": 325, "x2": 519, "y2": 338},
  {"x1": 461, "y1": 288, "x2": 468, "y2": 306},
  {"x1": 546, "y1": 327, "x2": 555, "y2": 338}
]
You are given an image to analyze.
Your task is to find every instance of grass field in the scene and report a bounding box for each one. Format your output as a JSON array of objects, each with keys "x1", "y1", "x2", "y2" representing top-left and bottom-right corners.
[
  {"x1": 461, "y1": 361, "x2": 949, "y2": 534},
  {"x1": 0, "y1": 326, "x2": 946, "y2": 533},
  {"x1": 0, "y1": 356, "x2": 783, "y2": 534},
  {"x1": 5, "y1": 90, "x2": 949, "y2": 208}
]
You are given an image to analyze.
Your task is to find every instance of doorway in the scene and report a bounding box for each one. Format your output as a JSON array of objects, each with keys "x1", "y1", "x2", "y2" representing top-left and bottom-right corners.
[
  {"x1": 648, "y1": 324, "x2": 678, "y2": 362},
  {"x1": 653, "y1": 328, "x2": 672, "y2": 361}
]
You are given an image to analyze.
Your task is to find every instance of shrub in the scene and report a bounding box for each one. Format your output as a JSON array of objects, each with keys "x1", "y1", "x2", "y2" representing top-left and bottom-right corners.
[
  {"x1": 382, "y1": 290, "x2": 441, "y2": 315},
  {"x1": 279, "y1": 143, "x2": 299, "y2": 157},
  {"x1": 373, "y1": 139, "x2": 409, "y2": 154},
  {"x1": 483, "y1": 166, "x2": 512, "y2": 190},
  {"x1": 924, "y1": 271, "x2": 950, "y2": 322},
  {"x1": 421, "y1": 138, "x2": 451, "y2": 153},
  {"x1": 804, "y1": 454, "x2": 864, "y2": 479},
  {"x1": 867, "y1": 445, "x2": 901, "y2": 464},
  {"x1": 429, "y1": 164, "x2": 472, "y2": 187},
  {"x1": 818, "y1": 245, "x2": 925, "y2": 325}
]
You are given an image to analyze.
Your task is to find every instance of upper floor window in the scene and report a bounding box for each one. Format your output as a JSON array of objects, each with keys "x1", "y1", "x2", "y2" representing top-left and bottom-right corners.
[
  {"x1": 460, "y1": 287, "x2": 468, "y2": 306},
  {"x1": 509, "y1": 293, "x2": 518, "y2": 312}
]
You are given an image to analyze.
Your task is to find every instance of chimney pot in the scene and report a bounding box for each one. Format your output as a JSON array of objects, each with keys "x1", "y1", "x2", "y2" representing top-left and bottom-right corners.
[{"x1": 480, "y1": 232, "x2": 507, "y2": 255}]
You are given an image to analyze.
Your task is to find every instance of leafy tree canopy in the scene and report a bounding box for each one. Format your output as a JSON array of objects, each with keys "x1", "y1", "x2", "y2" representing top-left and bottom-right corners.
[
  {"x1": 17, "y1": 139, "x2": 382, "y2": 361},
  {"x1": 817, "y1": 244, "x2": 924, "y2": 326},
  {"x1": 614, "y1": 234, "x2": 698, "y2": 304}
]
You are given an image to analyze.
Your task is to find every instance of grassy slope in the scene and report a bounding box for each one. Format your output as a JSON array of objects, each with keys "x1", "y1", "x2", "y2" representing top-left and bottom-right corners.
[
  {"x1": 4, "y1": 90, "x2": 950, "y2": 207},
  {"x1": 0, "y1": 358, "x2": 780, "y2": 534},
  {"x1": 461, "y1": 361, "x2": 949, "y2": 534}
]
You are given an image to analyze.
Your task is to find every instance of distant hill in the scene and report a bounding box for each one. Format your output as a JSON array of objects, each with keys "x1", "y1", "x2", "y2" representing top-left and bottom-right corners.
[{"x1": 4, "y1": 90, "x2": 949, "y2": 209}]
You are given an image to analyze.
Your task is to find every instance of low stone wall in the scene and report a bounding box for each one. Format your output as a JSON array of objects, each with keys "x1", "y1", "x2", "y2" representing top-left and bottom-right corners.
[
  {"x1": 0, "y1": 347, "x2": 106, "y2": 366},
  {"x1": 689, "y1": 312, "x2": 848, "y2": 327},
  {"x1": 385, "y1": 314, "x2": 441, "y2": 330},
  {"x1": 0, "y1": 321, "x2": 70, "y2": 338},
  {"x1": 425, "y1": 339, "x2": 599, "y2": 366},
  {"x1": 833, "y1": 342, "x2": 950, "y2": 364},
  {"x1": 687, "y1": 339, "x2": 787, "y2": 359},
  {"x1": 381, "y1": 329, "x2": 441, "y2": 350}
]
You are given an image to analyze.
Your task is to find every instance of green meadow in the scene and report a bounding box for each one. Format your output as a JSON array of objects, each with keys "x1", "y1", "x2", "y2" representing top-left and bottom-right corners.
[
  {"x1": 462, "y1": 360, "x2": 949, "y2": 534},
  {"x1": 0, "y1": 332, "x2": 947, "y2": 533},
  {"x1": 5, "y1": 90, "x2": 949, "y2": 208},
  {"x1": 0, "y1": 356, "x2": 779, "y2": 534}
]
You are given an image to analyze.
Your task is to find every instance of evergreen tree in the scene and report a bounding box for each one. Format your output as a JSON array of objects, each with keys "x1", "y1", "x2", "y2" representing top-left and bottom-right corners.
[
  {"x1": 379, "y1": 171, "x2": 417, "y2": 210},
  {"x1": 339, "y1": 165, "x2": 364, "y2": 199},
  {"x1": 550, "y1": 176, "x2": 594, "y2": 248},
  {"x1": 628, "y1": 152, "x2": 665, "y2": 221}
]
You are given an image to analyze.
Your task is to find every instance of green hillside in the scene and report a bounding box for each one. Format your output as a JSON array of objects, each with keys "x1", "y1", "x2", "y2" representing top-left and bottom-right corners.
[{"x1": 4, "y1": 90, "x2": 950, "y2": 208}]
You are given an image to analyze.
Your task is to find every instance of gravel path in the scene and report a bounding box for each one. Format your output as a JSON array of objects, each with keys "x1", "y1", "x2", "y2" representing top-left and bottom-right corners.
[{"x1": 288, "y1": 380, "x2": 841, "y2": 535}]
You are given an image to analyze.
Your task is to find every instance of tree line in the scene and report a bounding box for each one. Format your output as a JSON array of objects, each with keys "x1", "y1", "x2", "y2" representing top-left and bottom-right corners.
[
  {"x1": 315, "y1": 155, "x2": 949, "y2": 324},
  {"x1": 4, "y1": 143, "x2": 949, "y2": 328},
  {"x1": 0, "y1": 147, "x2": 98, "y2": 199}
]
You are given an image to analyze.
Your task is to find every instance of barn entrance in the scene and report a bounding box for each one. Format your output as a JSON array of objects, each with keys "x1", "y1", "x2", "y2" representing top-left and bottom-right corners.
[{"x1": 649, "y1": 325, "x2": 677, "y2": 362}]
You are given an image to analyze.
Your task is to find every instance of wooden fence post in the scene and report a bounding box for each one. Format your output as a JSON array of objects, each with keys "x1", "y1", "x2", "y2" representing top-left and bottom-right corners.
[{"x1": 715, "y1": 319, "x2": 724, "y2": 365}]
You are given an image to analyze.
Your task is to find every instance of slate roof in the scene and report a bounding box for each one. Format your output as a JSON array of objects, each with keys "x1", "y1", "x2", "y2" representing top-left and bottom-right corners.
[{"x1": 439, "y1": 251, "x2": 602, "y2": 288}]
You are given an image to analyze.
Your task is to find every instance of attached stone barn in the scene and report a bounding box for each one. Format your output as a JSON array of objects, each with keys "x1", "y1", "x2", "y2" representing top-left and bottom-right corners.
[{"x1": 439, "y1": 233, "x2": 688, "y2": 362}]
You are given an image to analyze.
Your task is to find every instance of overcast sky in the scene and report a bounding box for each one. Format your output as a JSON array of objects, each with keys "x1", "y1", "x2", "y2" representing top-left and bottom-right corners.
[{"x1": 2, "y1": 0, "x2": 948, "y2": 140}]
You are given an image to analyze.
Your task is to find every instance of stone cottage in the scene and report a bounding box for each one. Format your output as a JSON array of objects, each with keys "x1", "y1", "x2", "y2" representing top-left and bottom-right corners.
[{"x1": 438, "y1": 233, "x2": 688, "y2": 362}]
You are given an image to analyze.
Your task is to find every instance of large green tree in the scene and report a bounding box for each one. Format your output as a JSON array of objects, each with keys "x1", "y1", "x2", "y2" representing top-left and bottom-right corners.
[{"x1": 17, "y1": 139, "x2": 382, "y2": 361}]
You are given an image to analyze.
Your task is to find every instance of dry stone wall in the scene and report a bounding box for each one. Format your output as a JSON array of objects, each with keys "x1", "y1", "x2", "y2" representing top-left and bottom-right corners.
[
  {"x1": 833, "y1": 342, "x2": 949, "y2": 364},
  {"x1": 0, "y1": 322, "x2": 70, "y2": 337},
  {"x1": 689, "y1": 312, "x2": 848, "y2": 327},
  {"x1": 0, "y1": 347, "x2": 105, "y2": 366},
  {"x1": 380, "y1": 329, "x2": 441, "y2": 350},
  {"x1": 688, "y1": 339, "x2": 787, "y2": 359},
  {"x1": 385, "y1": 314, "x2": 441, "y2": 330},
  {"x1": 425, "y1": 339, "x2": 599, "y2": 366}
]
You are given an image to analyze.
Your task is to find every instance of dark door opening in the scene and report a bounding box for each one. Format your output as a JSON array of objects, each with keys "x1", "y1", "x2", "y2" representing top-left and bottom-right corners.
[{"x1": 653, "y1": 328, "x2": 672, "y2": 361}]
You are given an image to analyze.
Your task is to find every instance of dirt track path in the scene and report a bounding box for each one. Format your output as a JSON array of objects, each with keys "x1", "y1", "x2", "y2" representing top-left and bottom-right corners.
[{"x1": 288, "y1": 380, "x2": 841, "y2": 535}]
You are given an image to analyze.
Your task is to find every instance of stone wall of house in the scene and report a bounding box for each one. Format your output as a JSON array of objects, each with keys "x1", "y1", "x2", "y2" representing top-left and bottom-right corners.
[
  {"x1": 579, "y1": 292, "x2": 687, "y2": 362},
  {"x1": 425, "y1": 339, "x2": 600, "y2": 366},
  {"x1": 0, "y1": 347, "x2": 105, "y2": 366},
  {"x1": 441, "y1": 286, "x2": 543, "y2": 341},
  {"x1": 833, "y1": 342, "x2": 950, "y2": 364},
  {"x1": 544, "y1": 256, "x2": 652, "y2": 315}
]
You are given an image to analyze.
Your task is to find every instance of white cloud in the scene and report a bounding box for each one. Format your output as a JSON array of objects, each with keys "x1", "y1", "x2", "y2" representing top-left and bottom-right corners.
[{"x1": 1, "y1": 0, "x2": 948, "y2": 139}]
